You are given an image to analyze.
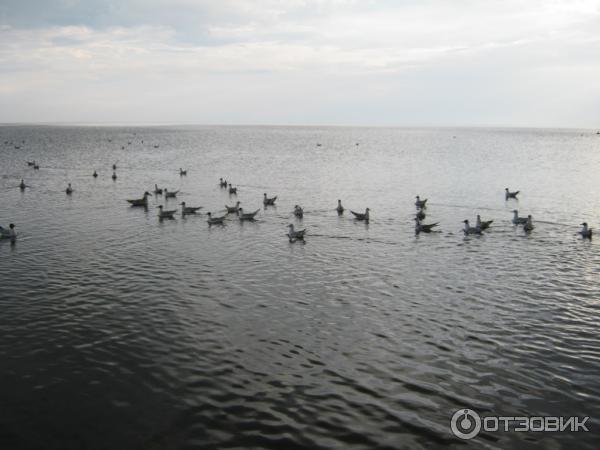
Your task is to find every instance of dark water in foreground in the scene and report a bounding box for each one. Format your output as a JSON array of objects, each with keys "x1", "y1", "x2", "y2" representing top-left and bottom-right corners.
[{"x1": 1, "y1": 125, "x2": 599, "y2": 449}]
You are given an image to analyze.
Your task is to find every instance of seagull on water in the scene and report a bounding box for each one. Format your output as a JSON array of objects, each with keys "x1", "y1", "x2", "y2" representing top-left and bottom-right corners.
[
  {"x1": 157, "y1": 205, "x2": 177, "y2": 219},
  {"x1": 93, "y1": 170, "x2": 98, "y2": 178},
  {"x1": 415, "y1": 196, "x2": 428, "y2": 209},
  {"x1": 579, "y1": 222, "x2": 593, "y2": 239},
  {"x1": 228, "y1": 184, "x2": 238, "y2": 195},
  {"x1": 523, "y1": 215, "x2": 534, "y2": 232},
  {"x1": 287, "y1": 224, "x2": 306, "y2": 241},
  {"x1": 164, "y1": 189, "x2": 179, "y2": 199},
  {"x1": 66, "y1": 183, "x2": 73, "y2": 195},
  {"x1": 463, "y1": 219, "x2": 482, "y2": 235},
  {"x1": 351, "y1": 208, "x2": 370, "y2": 222},
  {"x1": 294, "y1": 205, "x2": 304, "y2": 218},
  {"x1": 0, "y1": 224, "x2": 16, "y2": 241},
  {"x1": 476, "y1": 215, "x2": 493, "y2": 231},
  {"x1": 238, "y1": 208, "x2": 260, "y2": 221},
  {"x1": 505, "y1": 188, "x2": 519, "y2": 200},
  {"x1": 180, "y1": 202, "x2": 202, "y2": 215},
  {"x1": 154, "y1": 184, "x2": 163, "y2": 195},
  {"x1": 336, "y1": 199, "x2": 344, "y2": 215},
  {"x1": 225, "y1": 201, "x2": 241, "y2": 214},
  {"x1": 512, "y1": 210, "x2": 528, "y2": 225},
  {"x1": 19, "y1": 179, "x2": 26, "y2": 190},
  {"x1": 219, "y1": 178, "x2": 228, "y2": 188},
  {"x1": 127, "y1": 191, "x2": 152, "y2": 207},
  {"x1": 207, "y1": 212, "x2": 225, "y2": 225},
  {"x1": 414, "y1": 218, "x2": 439, "y2": 234},
  {"x1": 263, "y1": 193, "x2": 277, "y2": 205},
  {"x1": 112, "y1": 171, "x2": 117, "y2": 180},
  {"x1": 179, "y1": 168, "x2": 187, "y2": 176}
]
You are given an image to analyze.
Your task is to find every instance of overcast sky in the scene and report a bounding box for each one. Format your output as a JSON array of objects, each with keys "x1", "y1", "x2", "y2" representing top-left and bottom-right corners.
[{"x1": 1, "y1": 0, "x2": 599, "y2": 127}]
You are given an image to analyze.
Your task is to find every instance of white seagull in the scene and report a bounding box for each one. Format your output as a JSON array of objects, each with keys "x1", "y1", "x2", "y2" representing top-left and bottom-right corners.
[
  {"x1": 207, "y1": 212, "x2": 225, "y2": 225},
  {"x1": 164, "y1": 189, "x2": 179, "y2": 199},
  {"x1": 463, "y1": 219, "x2": 482, "y2": 235},
  {"x1": 180, "y1": 202, "x2": 202, "y2": 215},
  {"x1": 350, "y1": 208, "x2": 370, "y2": 222},
  {"x1": 225, "y1": 201, "x2": 241, "y2": 214},
  {"x1": 414, "y1": 218, "x2": 439, "y2": 234},
  {"x1": 512, "y1": 210, "x2": 528, "y2": 225},
  {"x1": 523, "y1": 215, "x2": 534, "y2": 232},
  {"x1": 415, "y1": 196, "x2": 428, "y2": 209},
  {"x1": 505, "y1": 188, "x2": 519, "y2": 200},
  {"x1": 238, "y1": 208, "x2": 260, "y2": 221},
  {"x1": 157, "y1": 205, "x2": 177, "y2": 219},
  {"x1": 263, "y1": 193, "x2": 277, "y2": 205},
  {"x1": 287, "y1": 224, "x2": 306, "y2": 241},
  {"x1": 0, "y1": 224, "x2": 16, "y2": 241},
  {"x1": 476, "y1": 215, "x2": 493, "y2": 231},
  {"x1": 127, "y1": 191, "x2": 152, "y2": 207}
]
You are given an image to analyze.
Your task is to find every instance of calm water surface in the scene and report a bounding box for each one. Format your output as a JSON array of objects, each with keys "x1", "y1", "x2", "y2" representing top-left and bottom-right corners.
[{"x1": 1, "y1": 125, "x2": 599, "y2": 449}]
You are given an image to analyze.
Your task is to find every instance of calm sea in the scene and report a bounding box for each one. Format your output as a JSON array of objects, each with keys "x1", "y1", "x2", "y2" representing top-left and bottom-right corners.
[{"x1": 1, "y1": 125, "x2": 599, "y2": 449}]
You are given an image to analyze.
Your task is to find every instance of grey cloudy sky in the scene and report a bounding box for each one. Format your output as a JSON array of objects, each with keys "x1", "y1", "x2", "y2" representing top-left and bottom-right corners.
[{"x1": 1, "y1": 0, "x2": 599, "y2": 127}]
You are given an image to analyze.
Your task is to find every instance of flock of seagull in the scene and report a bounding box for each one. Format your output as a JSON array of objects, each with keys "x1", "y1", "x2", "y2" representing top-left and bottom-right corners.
[
  {"x1": 3, "y1": 159, "x2": 595, "y2": 243},
  {"x1": 412, "y1": 188, "x2": 592, "y2": 239},
  {"x1": 9, "y1": 164, "x2": 314, "y2": 242}
]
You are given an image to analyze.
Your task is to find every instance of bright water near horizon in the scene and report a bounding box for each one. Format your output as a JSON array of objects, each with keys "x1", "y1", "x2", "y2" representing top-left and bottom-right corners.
[{"x1": 1, "y1": 125, "x2": 599, "y2": 450}]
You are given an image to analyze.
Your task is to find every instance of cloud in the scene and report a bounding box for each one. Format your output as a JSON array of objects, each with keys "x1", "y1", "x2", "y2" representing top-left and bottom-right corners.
[{"x1": 0, "y1": 0, "x2": 599, "y2": 125}]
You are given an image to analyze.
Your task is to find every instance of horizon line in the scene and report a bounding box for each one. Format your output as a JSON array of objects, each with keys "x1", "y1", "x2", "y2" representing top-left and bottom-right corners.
[{"x1": 0, "y1": 121, "x2": 598, "y2": 132}]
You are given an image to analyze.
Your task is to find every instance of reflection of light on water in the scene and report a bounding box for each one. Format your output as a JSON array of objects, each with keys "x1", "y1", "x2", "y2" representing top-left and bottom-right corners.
[{"x1": 0, "y1": 125, "x2": 599, "y2": 449}]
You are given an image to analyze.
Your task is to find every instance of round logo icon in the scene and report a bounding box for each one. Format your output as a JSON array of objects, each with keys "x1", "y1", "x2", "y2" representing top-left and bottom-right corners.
[{"x1": 451, "y1": 409, "x2": 481, "y2": 440}]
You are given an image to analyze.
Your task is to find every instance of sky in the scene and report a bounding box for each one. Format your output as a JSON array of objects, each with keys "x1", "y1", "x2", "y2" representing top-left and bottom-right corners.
[{"x1": 0, "y1": 0, "x2": 599, "y2": 127}]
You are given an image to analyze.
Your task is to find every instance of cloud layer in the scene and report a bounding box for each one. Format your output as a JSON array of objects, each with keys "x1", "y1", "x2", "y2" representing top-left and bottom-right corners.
[{"x1": 1, "y1": 0, "x2": 599, "y2": 126}]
